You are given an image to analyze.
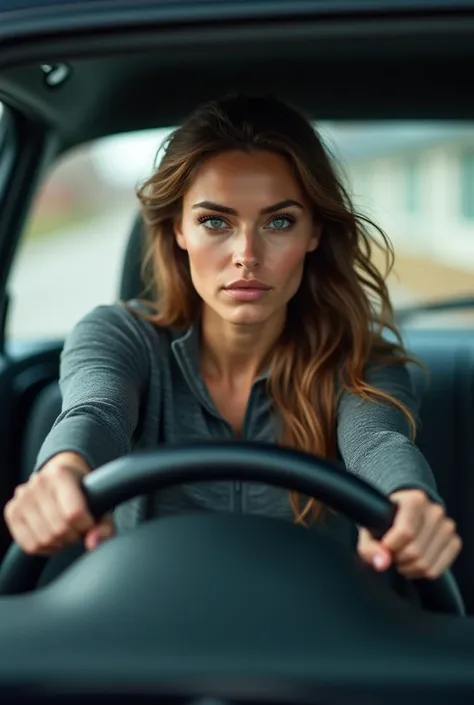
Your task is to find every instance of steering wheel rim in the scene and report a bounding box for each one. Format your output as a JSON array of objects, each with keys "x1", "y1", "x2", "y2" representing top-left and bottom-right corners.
[{"x1": 0, "y1": 442, "x2": 465, "y2": 615}]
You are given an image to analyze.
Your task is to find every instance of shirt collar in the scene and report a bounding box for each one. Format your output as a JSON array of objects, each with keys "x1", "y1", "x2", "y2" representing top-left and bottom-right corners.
[{"x1": 171, "y1": 323, "x2": 269, "y2": 412}]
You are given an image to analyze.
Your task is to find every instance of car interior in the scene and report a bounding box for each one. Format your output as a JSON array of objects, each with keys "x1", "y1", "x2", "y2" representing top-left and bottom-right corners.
[
  {"x1": 2, "y1": 1, "x2": 474, "y2": 700},
  {"x1": 2, "y1": 3, "x2": 474, "y2": 593}
]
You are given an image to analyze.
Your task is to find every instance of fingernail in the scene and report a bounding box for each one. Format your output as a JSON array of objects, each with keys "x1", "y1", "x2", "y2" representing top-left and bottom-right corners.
[
  {"x1": 373, "y1": 555, "x2": 386, "y2": 570},
  {"x1": 86, "y1": 533, "x2": 98, "y2": 551}
]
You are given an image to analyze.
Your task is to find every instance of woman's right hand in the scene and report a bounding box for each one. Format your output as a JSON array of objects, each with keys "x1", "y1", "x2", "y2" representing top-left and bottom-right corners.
[{"x1": 3, "y1": 451, "x2": 115, "y2": 555}]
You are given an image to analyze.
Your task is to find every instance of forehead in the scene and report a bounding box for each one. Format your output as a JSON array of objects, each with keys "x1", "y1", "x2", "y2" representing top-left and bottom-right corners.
[{"x1": 184, "y1": 149, "x2": 306, "y2": 204}]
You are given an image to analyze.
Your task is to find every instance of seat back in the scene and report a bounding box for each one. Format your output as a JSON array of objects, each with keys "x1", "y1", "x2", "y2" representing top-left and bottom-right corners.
[{"x1": 405, "y1": 328, "x2": 474, "y2": 612}]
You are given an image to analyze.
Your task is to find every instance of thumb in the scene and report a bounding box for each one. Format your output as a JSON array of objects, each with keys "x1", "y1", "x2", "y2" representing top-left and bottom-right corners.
[
  {"x1": 84, "y1": 514, "x2": 115, "y2": 552},
  {"x1": 357, "y1": 527, "x2": 392, "y2": 571}
]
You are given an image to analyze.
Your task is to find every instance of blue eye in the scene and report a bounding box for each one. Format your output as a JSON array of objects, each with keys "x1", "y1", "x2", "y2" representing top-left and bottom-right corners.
[
  {"x1": 267, "y1": 214, "x2": 295, "y2": 230},
  {"x1": 198, "y1": 215, "x2": 227, "y2": 230}
]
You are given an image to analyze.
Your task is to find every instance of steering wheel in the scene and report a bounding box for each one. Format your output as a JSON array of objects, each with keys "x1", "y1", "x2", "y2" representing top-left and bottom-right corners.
[{"x1": 0, "y1": 442, "x2": 465, "y2": 615}]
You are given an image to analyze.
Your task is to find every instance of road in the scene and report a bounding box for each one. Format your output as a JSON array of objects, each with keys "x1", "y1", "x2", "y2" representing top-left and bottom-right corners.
[{"x1": 7, "y1": 204, "x2": 136, "y2": 340}]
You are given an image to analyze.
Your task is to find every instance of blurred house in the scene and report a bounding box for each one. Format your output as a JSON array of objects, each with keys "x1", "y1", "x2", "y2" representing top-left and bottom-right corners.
[
  {"x1": 31, "y1": 145, "x2": 131, "y2": 225},
  {"x1": 328, "y1": 122, "x2": 474, "y2": 266},
  {"x1": 324, "y1": 122, "x2": 474, "y2": 301}
]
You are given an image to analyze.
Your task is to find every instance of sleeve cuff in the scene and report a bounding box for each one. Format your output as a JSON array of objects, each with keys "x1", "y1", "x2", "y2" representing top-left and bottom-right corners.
[
  {"x1": 33, "y1": 415, "x2": 128, "y2": 474},
  {"x1": 386, "y1": 482, "x2": 445, "y2": 507}
]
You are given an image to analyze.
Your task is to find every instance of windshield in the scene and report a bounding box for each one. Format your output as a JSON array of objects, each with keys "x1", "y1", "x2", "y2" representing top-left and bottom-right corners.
[
  {"x1": 8, "y1": 120, "x2": 474, "y2": 341},
  {"x1": 321, "y1": 120, "x2": 474, "y2": 327}
]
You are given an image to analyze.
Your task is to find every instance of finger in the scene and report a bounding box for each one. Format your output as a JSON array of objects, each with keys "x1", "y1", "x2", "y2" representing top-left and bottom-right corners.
[
  {"x1": 397, "y1": 520, "x2": 460, "y2": 579},
  {"x1": 396, "y1": 505, "x2": 448, "y2": 567},
  {"x1": 5, "y1": 507, "x2": 43, "y2": 555},
  {"x1": 9, "y1": 480, "x2": 59, "y2": 553},
  {"x1": 401, "y1": 535, "x2": 462, "y2": 580},
  {"x1": 30, "y1": 474, "x2": 81, "y2": 547},
  {"x1": 4, "y1": 493, "x2": 37, "y2": 553},
  {"x1": 381, "y1": 495, "x2": 425, "y2": 554},
  {"x1": 423, "y1": 535, "x2": 463, "y2": 579},
  {"x1": 29, "y1": 496, "x2": 81, "y2": 551},
  {"x1": 84, "y1": 515, "x2": 115, "y2": 551},
  {"x1": 357, "y1": 528, "x2": 392, "y2": 571},
  {"x1": 84, "y1": 525, "x2": 114, "y2": 552},
  {"x1": 49, "y1": 467, "x2": 95, "y2": 534}
]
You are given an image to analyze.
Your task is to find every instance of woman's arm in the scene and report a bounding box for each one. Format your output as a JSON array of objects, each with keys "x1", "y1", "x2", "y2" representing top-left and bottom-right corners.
[
  {"x1": 336, "y1": 360, "x2": 442, "y2": 503},
  {"x1": 34, "y1": 303, "x2": 150, "y2": 474},
  {"x1": 337, "y1": 361, "x2": 462, "y2": 578}
]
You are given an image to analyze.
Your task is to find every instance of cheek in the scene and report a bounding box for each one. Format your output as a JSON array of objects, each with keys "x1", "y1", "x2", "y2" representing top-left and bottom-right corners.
[
  {"x1": 268, "y1": 239, "x2": 310, "y2": 281},
  {"x1": 184, "y1": 232, "x2": 227, "y2": 284}
]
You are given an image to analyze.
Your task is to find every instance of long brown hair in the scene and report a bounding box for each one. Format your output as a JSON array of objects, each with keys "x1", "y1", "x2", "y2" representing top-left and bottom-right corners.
[{"x1": 134, "y1": 94, "x2": 419, "y2": 523}]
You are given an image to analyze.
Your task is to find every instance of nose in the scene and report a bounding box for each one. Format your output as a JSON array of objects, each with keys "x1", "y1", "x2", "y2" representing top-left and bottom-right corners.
[{"x1": 232, "y1": 229, "x2": 261, "y2": 271}]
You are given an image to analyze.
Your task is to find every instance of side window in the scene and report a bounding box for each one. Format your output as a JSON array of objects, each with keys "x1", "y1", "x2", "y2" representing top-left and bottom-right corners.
[
  {"x1": 404, "y1": 157, "x2": 422, "y2": 215},
  {"x1": 6, "y1": 128, "x2": 172, "y2": 341},
  {"x1": 0, "y1": 100, "x2": 13, "y2": 179},
  {"x1": 460, "y1": 148, "x2": 474, "y2": 220},
  {"x1": 328, "y1": 121, "x2": 474, "y2": 325},
  {"x1": 0, "y1": 101, "x2": 4, "y2": 150}
]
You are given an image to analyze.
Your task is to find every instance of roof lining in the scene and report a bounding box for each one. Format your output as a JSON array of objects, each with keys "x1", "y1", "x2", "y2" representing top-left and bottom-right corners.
[{"x1": 1, "y1": 14, "x2": 474, "y2": 151}]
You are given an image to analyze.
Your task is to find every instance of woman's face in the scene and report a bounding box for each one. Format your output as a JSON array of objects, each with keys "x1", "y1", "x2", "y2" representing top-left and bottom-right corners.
[{"x1": 174, "y1": 149, "x2": 320, "y2": 327}]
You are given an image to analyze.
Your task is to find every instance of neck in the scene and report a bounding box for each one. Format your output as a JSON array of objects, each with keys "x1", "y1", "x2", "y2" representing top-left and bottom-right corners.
[{"x1": 200, "y1": 306, "x2": 285, "y2": 385}]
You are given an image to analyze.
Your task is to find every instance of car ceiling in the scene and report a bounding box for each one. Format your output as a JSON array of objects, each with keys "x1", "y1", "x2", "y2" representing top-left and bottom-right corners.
[{"x1": 1, "y1": 3, "x2": 474, "y2": 151}]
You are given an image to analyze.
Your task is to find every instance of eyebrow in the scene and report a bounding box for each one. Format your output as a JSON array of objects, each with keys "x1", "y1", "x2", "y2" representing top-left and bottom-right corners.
[{"x1": 191, "y1": 199, "x2": 305, "y2": 215}]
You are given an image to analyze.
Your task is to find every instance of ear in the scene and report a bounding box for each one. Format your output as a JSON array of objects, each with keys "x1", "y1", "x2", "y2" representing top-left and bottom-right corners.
[
  {"x1": 173, "y1": 216, "x2": 187, "y2": 250},
  {"x1": 307, "y1": 221, "x2": 322, "y2": 253}
]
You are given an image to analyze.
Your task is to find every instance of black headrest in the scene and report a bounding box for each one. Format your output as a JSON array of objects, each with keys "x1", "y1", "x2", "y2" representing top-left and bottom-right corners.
[{"x1": 119, "y1": 213, "x2": 153, "y2": 301}]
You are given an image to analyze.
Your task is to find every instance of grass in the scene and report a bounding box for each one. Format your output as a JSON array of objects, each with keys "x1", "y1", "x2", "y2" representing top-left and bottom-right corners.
[{"x1": 22, "y1": 208, "x2": 101, "y2": 242}]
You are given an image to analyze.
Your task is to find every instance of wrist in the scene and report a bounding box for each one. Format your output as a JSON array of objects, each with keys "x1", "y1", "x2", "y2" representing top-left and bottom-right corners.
[{"x1": 48, "y1": 451, "x2": 91, "y2": 478}]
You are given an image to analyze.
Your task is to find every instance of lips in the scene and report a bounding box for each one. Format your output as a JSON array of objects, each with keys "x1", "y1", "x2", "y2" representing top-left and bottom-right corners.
[
  {"x1": 224, "y1": 280, "x2": 270, "y2": 291},
  {"x1": 223, "y1": 280, "x2": 271, "y2": 301}
]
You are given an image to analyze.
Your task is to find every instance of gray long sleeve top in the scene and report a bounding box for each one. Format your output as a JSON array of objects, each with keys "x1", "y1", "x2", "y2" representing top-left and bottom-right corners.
[{"x1": 34, "y1": 302, "x2": 442, "y2": 539}]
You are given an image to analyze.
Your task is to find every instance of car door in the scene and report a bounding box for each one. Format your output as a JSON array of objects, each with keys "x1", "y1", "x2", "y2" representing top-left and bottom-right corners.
[
  {"x1": 0, "y1": 110, "x2": 167, "y2": 562},
  {"x1": 0, "y1": 99, "x2": 60, "y2": 558}
]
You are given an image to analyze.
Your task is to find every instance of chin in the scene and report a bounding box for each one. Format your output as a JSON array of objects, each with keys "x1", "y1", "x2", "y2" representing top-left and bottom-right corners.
[
  {"x1": 228, "y1": 314, "x2": 266, "y2": 326},
  {"x1": 224, "y1": 304, "x2": 273, "y2": 327}
]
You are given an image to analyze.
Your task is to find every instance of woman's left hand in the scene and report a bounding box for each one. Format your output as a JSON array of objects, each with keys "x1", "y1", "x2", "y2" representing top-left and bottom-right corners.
[{"x1": 357, "y1": 489, "x2": 462, "y2": 579}]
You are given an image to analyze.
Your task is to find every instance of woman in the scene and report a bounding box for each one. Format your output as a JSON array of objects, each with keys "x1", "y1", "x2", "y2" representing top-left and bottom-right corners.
[{"x1": 4, "y1": 93, "x2": 461, "y2": 584}]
